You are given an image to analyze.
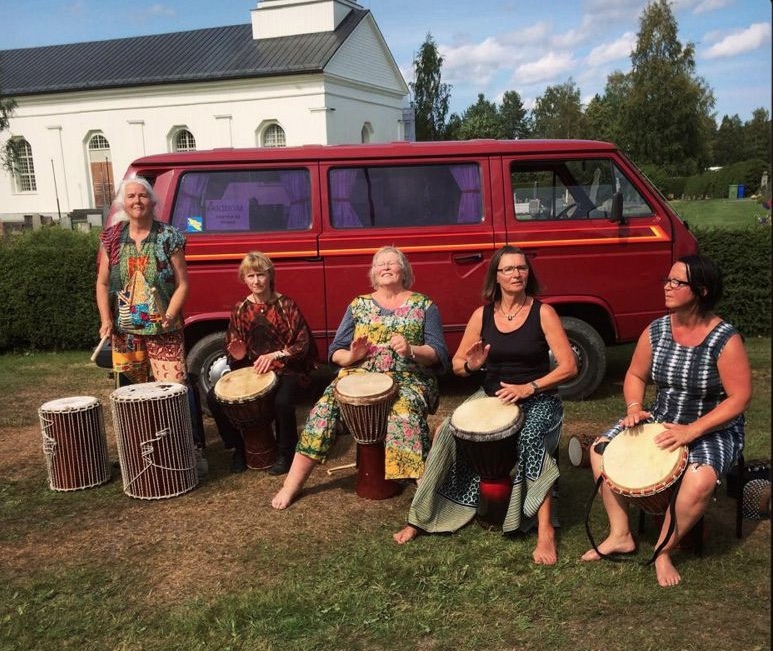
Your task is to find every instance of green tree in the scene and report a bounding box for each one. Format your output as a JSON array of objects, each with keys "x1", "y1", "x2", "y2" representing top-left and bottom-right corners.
[
  {"x1": 584, "y1": 72, "x2": 631, "y2": 148},
  {"x1": 712, "y1": 114, "x2": 745, "y2": 166},
  {"x1": 457, "y1": 94, "x2": 503, "y2": 140},
  {"x1": 499, "y1": 90, "x2": 530, "y2": 139},
  {"x1": 0, "y1": 92, "x2": 17, "y2": 173},
  {"x1": 744, "y1": 108, "x2": 771, "y2": 164},
  {"x1": 531, "y1": 78, "x2": 586, "y2": 138},
  {"x1": 624, "y1": 0, "x2": 714, "y2": 174},
  {"x1": 409, "y1": 33, "x2": 452, "y2": 141}
]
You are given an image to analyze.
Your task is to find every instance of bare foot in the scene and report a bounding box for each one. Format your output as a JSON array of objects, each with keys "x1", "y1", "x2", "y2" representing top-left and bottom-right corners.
[
  {"x1": 533, "y1": 531, "x2": 558, "y2": 565},
  {"x1": 654, "y1": 553, "x2": 681, "y2": 587},
  {"x1": 271, "y1": 485, "x2": 301, "y2": 510},
  {"x1": 580, "y1": 533, "x2": 636, "y2": 561},
  {"x1": 393, "y1": 525, "x2": 419, "y2": 544}
]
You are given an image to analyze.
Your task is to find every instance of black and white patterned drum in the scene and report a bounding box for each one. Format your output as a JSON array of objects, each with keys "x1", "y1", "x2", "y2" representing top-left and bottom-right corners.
[
  {"x1": 38, "y1": 396, "x2": 111, "y2": 491},
  {"x1": 110, "y1": 382, "x2": 198, "y2": 500}
]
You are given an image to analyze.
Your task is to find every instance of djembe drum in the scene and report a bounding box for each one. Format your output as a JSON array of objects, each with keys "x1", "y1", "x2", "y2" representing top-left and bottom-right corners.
[
  {"x1": 38, "y1": 396, "x2": 111, "y2": 491},
  {"x1": 601, "y1": 422, "x2": 688, "y2": 515},
  {"x1": 449, "y1": 396, "x2": 524, "y2": 527},
  {"x1": 334, "y1": 372, "x2": 399, "y2": 500},
  {"x1": 110, "y1": 382, "x2": 198, "y2": 499},
  {"x1": 214, "y1": 368, "x2": 278, "y2": 470},
  {"x1": 568, "y1": 434, "x2": 598, "y2": 468}
]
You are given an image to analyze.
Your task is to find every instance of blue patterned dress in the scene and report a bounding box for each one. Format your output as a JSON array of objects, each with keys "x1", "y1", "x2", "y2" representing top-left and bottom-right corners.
[{"x1": 603, "y1": 315, "x2": 744, "y2": 476}]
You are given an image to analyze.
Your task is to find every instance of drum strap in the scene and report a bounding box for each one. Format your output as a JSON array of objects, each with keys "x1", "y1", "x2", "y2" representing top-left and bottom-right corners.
[{"x1": 584, "y1": 473, "x2": 684, "y2": 565}]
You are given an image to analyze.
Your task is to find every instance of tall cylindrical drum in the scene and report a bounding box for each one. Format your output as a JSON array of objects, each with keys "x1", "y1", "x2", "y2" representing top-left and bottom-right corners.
[
  {"x1": 38, "y1": 396, "x2": 111, "y2": 491},
  {"x1": 110, "y1": 382, "x2": 198, "y2": 499}
]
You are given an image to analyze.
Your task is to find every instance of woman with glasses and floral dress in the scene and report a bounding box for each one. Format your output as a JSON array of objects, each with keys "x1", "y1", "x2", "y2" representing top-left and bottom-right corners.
[
  {"x1": 272, "y1": 246, "x2": 449, "y2": 509},
  {"x1": 393, "y1": 245, "x2": 577, "y2": 565},
  {"x1": 580, "y1": 255, "x2": 751, "y2": 587}
]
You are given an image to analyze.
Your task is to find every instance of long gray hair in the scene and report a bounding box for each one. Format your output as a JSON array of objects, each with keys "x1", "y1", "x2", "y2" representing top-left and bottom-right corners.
[{"x1": 111, "y1": 176, "x2": 159, "y2": 222}]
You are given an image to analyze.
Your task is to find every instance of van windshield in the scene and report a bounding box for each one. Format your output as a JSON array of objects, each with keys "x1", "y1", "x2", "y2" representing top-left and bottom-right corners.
[{"x1": 170, "y1": 169, "x2": 311, "y2": 233}]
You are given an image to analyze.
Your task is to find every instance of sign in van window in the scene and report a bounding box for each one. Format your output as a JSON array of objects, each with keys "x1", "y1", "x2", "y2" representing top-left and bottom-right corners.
[
  {"x1": 329, "y1": 163, "x2": 483, "y2": 228},
  {"x1": 510, "y1": 158, "x2": 653, "y2": 221},
  {"x1": 171, "y1": 169, "x2": 311, "y2": 233}
]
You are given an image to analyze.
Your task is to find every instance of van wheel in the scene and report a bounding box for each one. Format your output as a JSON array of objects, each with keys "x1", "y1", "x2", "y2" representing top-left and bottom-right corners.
[
  {"x1": 187, "y1": 332, "x2": 230, "y2": 415},
  {"x1": 550, "y1": 317, "x2": 606, "y2": 401}
]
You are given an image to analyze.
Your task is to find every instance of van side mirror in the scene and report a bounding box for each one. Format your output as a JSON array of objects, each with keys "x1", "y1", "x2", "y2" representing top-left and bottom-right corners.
[{"x1": 609, "y1": 192, "x2": 625, "y2": 224}]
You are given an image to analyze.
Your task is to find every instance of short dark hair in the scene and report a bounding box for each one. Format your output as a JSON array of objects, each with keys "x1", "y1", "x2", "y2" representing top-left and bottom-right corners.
[
  {"x1": 482, "y1": 245, "x2": 540, "y2": 302},
  {"x1": 678, "y1": 254, "x2": 723, "y2": 317}
]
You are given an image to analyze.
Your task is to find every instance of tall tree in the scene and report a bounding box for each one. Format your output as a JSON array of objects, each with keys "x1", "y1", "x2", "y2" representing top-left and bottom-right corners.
[
  {"x1": 584, "y1": 72, "x2": 631, "y2": 148},
  {"x1": 712, "y1": 114, "x2": 745, "y2": 166},
  {"x1": 499, "y1": 90, "x2": 530, "y2": 139},
  {"x1": 531, "y1": 79, "x2": 586, "y2": 138},
  {"x1": 744, "y1": 108, "x2": 771, "y2": 163},
  {"x1": 624, "y1": 0, "x2": 714, "y2": 174},
  {"x1": 410, "y1": 33, "x2": 452, "y2": 141},
  {"x1": 457, "y1": 94, "x2": 503, "y2": 140},
  {"x1": 0, "y1": 92, "x2": 17, "y2": 173}
]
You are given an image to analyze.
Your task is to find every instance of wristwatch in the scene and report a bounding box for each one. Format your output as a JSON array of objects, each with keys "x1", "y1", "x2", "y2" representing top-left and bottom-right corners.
[{"x1": 530, "y1": 381, "x2": 540, "y2": 394}]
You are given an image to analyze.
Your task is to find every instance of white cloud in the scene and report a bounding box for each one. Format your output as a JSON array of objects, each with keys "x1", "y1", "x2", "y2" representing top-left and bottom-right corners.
[
  {"x1": 441, "y1": 37, "x2": 517, "y2": 85},
  {"x1": 691, "y1": 0, "x2": 733, "y2": 15},
  {"x1": 585, "y1": 32, "x2": 636, "y2": 67},
  {"x1": 703, "y1": 22, "x2": 771, "y2": 59},
  {"x1": 512, "y1": 51, "x2": 576, "y2": 85}
]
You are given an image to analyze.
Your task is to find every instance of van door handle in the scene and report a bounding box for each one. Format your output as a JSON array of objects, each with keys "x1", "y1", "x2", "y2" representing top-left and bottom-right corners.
[{"x1": 453, "y1": 253, "x2": 483, "y2": 264}]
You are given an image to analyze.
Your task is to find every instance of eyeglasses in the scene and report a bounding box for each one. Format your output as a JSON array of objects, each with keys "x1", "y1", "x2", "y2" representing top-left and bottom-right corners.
[
  {"x1": 497, "y1": 265, "x2": 529, "y2": 275},
  {"x1": 375, "y1": 260, "x2": 401, "y2": 269},
  {"x1": 662, "y1": 277, "x2": 690, "y2": 289}
]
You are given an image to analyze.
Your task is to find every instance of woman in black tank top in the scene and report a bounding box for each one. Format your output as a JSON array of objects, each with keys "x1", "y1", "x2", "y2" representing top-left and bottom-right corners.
[{"x1": 394, "y1": 246, "x2": 577, "y2": 566}]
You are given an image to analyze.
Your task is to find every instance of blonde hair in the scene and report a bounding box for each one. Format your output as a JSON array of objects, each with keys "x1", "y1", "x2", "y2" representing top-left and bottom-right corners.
[{"x1": 238, "y1": 251, "x2": 275, "y2": 291}]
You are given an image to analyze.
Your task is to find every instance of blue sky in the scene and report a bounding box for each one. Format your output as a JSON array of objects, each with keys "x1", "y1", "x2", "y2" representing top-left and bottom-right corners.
[{"x1": 1, "y1": 0, "x2": 770, "y2": 124}]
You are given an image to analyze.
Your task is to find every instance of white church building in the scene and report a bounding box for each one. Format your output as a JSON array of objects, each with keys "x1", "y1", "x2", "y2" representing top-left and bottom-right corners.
[{"x1": 0, "y1": 0, "x2": 411, "y2": 223}]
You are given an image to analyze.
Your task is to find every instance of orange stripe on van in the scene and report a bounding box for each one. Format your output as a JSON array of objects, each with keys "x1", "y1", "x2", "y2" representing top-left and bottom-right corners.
[
  {"x1": 186, "y1": 248, "x2": 319, "y2": 262},
  {"x1": 496, "y1": 225, "x2": 669, "y2": 248}
]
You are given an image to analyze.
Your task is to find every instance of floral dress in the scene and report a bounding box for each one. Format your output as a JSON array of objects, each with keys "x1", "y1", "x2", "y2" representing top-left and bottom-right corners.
[{"x1": 296, "y1": 293, "x2": 445, "y2": 479}]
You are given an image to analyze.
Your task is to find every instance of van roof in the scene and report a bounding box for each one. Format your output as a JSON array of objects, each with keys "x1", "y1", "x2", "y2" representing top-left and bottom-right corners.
[{"x1": 132, "y1": 139, "x2": 618, "y2": 167}]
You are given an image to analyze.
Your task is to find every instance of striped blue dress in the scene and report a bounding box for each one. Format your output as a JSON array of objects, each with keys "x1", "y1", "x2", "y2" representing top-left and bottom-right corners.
[{"x1": 603, "y1": 315, "x2": 745, "y2": 476}]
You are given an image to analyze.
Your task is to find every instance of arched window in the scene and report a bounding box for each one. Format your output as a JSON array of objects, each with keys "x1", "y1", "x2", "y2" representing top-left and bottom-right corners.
[
  {"x1": 88, "y1": 134, "x2": 110, "y2": 151},
  {"x1": 262, "y1": 124, "x2": 286, "y2": 148},
  {"x1": 361, "y1": 122, "x2": 373, "y2": 144},
  {"x1": 12, "y1": 138, "x2": 36, "y2": 192},
  {"x1": 174, "y1": 129, "x2": 197, "y2": 152}
]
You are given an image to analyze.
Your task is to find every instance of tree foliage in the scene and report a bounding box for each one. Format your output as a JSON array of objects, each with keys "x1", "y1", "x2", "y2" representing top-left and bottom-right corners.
[
  {"x1": 457, "y1": 94, "x2": 504, "y2": 139},
  {"x1": 499, "y1": 91, "x2": 530, "y2": 139},
  {"x1": 531, "y1": 79, "x2": 586, "y2": 139},
  {"x1": 409, "y1": 33, "x2": 452, "y2": 141},
  {"x1": 0, "y1": 92, "x2": 17, "y2": 173}
]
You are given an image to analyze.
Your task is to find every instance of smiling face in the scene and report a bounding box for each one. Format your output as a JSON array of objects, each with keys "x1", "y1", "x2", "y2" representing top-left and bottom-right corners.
[
  {"x1": 371, "y1": 251, "x2": 404, "y2": 289},
  {"x1": 122, "y1": 181, "x2": 154, "y2": 222}
]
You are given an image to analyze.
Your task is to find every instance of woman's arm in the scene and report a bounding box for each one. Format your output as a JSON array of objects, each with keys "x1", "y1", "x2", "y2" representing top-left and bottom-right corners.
[
  {"x1": 95, "y1": 249, "x2": 113, "y2": 338},
  {"x1": 163, "y1": 249, "x2": 189, "y2": 328},
  {"x1": 532, "y1": 303, "x2": 577, "y2": 390},
  {"x1": 618, "y1": 328, "x2": 654, "y2": 427},
  {"x1": 452, "y1": 307, "x2": 487, "y2": 376}
]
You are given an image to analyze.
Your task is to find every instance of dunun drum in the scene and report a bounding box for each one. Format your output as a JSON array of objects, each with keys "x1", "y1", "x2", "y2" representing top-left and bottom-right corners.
[
  {"x1": 110, "y1": 382, "x2": 198, "y2": 499},
  {"x1": 38, "y1": 396, "x2": 111, "y2": 491},
  {"x1": 214, "y1": 368, "x2": 278, "y2": 470},
  {"x1": 601, "y1": 422, "x2": 688, "y2": 515},
  {"x1": 334, "y1": 372, "x2": 399, "y2": 500},
  {"x1": 449, "y1": 397, "x2": 524, "y2": 526},
  {"x1": 568, "y1": 435, "x2": 598, "y2": 468}
]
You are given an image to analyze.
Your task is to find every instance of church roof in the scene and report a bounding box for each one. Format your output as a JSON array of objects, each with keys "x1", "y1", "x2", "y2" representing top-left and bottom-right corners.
[{"x1": 0, "y1": 9, "x2": 368, "y2": 96}]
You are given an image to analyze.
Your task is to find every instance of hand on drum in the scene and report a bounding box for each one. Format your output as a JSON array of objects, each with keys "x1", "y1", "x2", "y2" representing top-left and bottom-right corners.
[
  {"x1": 253, "y1": 353, "x2": 280, "y2": 374},
  {"x1": 654, "y1": 423, "x2": 695, "y2": 451},
  {"x1": 618, "y1": 408, "x2": 651, "y2": 429},
  {"x1": 495, "y1": 381, "x2": 535, "y2": 403}
]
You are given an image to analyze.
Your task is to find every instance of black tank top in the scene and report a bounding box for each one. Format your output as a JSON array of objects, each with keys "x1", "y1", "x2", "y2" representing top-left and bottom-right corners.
[{"x1": 481, "y1": 300, "x2": 552, "y2": 396}]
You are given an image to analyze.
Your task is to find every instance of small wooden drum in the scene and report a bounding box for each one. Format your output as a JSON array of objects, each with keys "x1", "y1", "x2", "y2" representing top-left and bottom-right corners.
[
  {"x1": 601, "y1": 422, "x2": 688, "y2": 515},
  {"x1": 334, "y1": 372, "x2": 399, "y2": 500},
  {"x1": 214, "y1": 368, "x2": 278, "y2": 470},
  {"x1": 38, "y1": 396, "x2": 111, "y2": 491},
  {"x1": 450, "y1": 397, "x2": 524, "y2": 526},
  {"x1": 568, "y1": 434, "x2": 597, "y2": 468},
  {"x1": 110, "y1": 382, "x2": 198, "y2": 500}
]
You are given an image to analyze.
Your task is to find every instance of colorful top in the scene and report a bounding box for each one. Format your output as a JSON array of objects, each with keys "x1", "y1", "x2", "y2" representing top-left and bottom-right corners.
[
  {"x1": 99, "y1": 220, "x2": 186, "y2": 336},
  {"x1": 225, "y1": 293, "x2": 318, "y2": 382}
]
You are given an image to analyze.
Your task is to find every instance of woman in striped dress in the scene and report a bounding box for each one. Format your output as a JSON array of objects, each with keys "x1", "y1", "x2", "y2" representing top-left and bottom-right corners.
[{"x1": 580, "y1": 255, "x2": 752, "y2": 587}]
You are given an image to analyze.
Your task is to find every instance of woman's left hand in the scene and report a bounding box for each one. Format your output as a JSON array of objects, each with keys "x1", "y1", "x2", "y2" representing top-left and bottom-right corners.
[
  {"x1": 253, "y1": 353, "x2": 278, "y2": 374},
  {"x1": 495, "y1": 382, "x2": 535, "y2": 403},
  {"x1": 389, "y1": 334, "x2": 412, "y2": 358},
  {"x1": 654, "y1": 423, "x2": 694, "y2": 451}
]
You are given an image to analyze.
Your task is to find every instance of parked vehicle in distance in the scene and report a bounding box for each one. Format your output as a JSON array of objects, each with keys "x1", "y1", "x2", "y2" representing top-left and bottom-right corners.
[{"x1": 105, "y1": 139, "x2": 698, "y2": 403}]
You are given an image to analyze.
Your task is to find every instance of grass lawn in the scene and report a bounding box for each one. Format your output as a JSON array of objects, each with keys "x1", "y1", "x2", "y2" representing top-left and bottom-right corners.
[
  {"x1": 669, "y1": 197, "x2": 769, "y2": 229},
  {"x1": 0, "y1": 338, "x2": 770, "y2": 651}
]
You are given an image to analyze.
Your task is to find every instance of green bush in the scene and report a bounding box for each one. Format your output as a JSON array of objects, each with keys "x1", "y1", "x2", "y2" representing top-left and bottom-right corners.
[
  {"x1": 0, "y1": 227, "x2": 101, "y2": 351},
  {"x1": 683, "y1": 159, "x2": 770, "y2": 199},
  {"x1": 694, "y1": 226, "x2": 772, "y2": 336}
]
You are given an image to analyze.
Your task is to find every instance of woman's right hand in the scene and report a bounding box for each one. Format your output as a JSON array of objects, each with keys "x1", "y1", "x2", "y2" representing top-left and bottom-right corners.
[
  {"x1": 99, "y1": 321, "x2": 113, "y2": 339},
  {"x1": 348, "y1": 335, "x2": 369, "y2": 364},
  {"x1": 464, "y1": 340, "x2": 490, "y2": 372},
  {"x1": 619, "y1": 407, "x2": 651, "y2": 429},
  {"x1": 227, "y1": 339, "x2": 247, "y2": 360}
]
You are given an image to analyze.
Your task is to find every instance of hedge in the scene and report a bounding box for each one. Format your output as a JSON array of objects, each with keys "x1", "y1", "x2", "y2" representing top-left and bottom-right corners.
[{"x1": 0, "y1": 224, "x2": 770, "y2": 353}]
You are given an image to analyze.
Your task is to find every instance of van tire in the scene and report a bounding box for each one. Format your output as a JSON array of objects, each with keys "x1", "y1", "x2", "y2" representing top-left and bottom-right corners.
[
  {"x1": 187, "y1": 332, "x2": 229, "y2": 415},
  {"x1": 555, "y1": 317, "x2": 606, "y2": 401}
]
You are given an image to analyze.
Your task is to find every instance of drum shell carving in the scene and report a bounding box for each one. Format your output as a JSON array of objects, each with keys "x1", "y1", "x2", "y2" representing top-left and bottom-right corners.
[
  {"x1": 110, "y1": 382, "x2": 198, "y2": 499},
  {"x1": 39, "y1": 396, "x2": 111, "y2": 491}
]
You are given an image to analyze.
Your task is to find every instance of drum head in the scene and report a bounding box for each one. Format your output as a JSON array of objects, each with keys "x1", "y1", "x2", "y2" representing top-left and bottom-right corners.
[
  {"x1": 603, "y1": 423, "x2": 685, "y2": 492},
  {"x1": 567, "y1": 436, "x2": 585, "y2": 467},
  {"x1": 335, "y1": 373, "x2": 394, "y2": 399},
  {"x1": 215, "y1": 368, "x2": 276, "y2": 402},
  {"x1": 450, "y1": 397, "x2": 520, "y2": 439},
  {"x1": 40, "y1": 396, "x2": 99, "y2": 412},
  {"x1": 111, "y1": 381, "x2": 187, "y2": 402}
]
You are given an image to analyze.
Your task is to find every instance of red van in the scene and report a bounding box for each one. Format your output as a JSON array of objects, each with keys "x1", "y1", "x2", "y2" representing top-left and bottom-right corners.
[{"x1": 109, "y1": 140, "x2": 697, "y2": 401}]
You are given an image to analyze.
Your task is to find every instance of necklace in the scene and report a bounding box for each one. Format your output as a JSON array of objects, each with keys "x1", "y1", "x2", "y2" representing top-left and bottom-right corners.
[{"x1": 499, "y1": 298, "x2": 527, "y2": 321}]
